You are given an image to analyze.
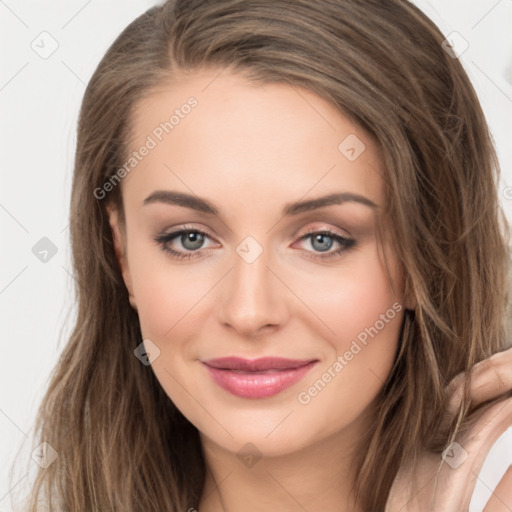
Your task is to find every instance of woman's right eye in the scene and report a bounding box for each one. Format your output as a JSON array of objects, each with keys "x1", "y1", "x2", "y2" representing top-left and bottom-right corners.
[{"x1": 153, "y1": 227, "x2": 215, "y2": 261}]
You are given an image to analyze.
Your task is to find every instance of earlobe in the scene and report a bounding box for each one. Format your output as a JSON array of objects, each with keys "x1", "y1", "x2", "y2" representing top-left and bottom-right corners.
[
  {"x1": 106, "y1": 205, "x2": 124, "y2": 268},
  {"x1": 106, "y1": 204, "x2": 137, "y2": 311},
  {"x1": 400, "y1": 277, "x2": 417, "y2": 312},
  {"x1": 404, "y1": 290, "x2": 417, "y2": 312}
]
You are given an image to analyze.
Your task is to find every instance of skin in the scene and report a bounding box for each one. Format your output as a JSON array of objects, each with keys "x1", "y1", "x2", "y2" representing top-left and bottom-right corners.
[
  {"x1": 107, "y1": 67, "x2": 511, "y2": 511},
  {"x1": 387, "y1": 351, "x2": 512, "y2": 511}
]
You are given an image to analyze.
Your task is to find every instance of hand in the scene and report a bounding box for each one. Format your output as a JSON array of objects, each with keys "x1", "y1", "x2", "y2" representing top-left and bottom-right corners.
[{"x1": 386, "y1": 346, "x2": 512, "y2": 512}]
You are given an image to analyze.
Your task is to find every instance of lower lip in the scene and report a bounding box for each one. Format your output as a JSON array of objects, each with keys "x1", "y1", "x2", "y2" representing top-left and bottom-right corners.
[{"x1": 203, "y1": 361, "x2": 318, "y2": 399}]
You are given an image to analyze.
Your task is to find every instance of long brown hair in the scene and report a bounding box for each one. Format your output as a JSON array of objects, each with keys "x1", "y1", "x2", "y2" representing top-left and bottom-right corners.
[{"x1": 9, "y1": 1, "x2": 510, "y2": 510}]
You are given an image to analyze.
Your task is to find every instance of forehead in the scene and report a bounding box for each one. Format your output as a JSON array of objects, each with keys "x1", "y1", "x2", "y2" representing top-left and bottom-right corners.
[{"x1": 121, "y1": 68, "x2": 386, "y2": 214}]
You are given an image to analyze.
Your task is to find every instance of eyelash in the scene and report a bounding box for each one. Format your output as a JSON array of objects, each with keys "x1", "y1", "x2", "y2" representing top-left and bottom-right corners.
[{"x1": 152, "y1": 225, "x2": 356, "y2": 262}]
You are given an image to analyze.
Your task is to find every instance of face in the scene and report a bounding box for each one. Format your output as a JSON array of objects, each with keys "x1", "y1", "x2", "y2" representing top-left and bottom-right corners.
[{"x1": 108, "y1": 67, "x2": 412, "y2": 459}]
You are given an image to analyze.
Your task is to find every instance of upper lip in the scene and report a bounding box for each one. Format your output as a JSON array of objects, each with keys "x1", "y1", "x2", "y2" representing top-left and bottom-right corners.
[{"x1": 202, "y1": 357, "x2": 318, "y2": 371}]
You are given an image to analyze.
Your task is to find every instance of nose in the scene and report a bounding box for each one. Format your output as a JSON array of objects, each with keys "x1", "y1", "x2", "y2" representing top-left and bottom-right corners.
[{"x1": 216, "y1": 241, "x2": 290, "y2": 337}]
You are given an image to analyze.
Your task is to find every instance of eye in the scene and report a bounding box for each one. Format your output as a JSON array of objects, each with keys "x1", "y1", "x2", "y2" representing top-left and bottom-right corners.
[
  {"x1": 294, "y1": 228, "x2": 356, "y2": 261},
  {"x1": 153, "y1": 226, "x2": 217, "y2": 261},
  {"x1": 153, "y1": 225, "x2": 356, "y2": 261}
]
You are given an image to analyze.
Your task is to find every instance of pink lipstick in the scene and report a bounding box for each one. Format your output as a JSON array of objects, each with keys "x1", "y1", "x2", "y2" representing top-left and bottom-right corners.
[{"x1": 202, "y1": 357, "x2": 318, "y2": 398}]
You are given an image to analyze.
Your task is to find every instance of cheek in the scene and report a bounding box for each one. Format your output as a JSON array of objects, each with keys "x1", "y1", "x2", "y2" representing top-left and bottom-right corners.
[
  {"x1": 291, "y1": 247, "x2": 403, "y2": 416},
  {"x1": 133, "y1": 264, "x2": 207, "y2": 340},
  {"x1": 291, "y1": 246, "x2": 402, "y2": 352},
  {"x1": 125, "y1": 230, "x2": 214, "y2": 339}
]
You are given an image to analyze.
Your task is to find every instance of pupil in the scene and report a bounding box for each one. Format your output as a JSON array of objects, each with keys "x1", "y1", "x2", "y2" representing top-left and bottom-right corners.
[
  {"x1": 183, "y1": 232, "x2": 203, "y2": 250},
  {"x1": 313, "y1": 234, "x2": 332, "y2": 252}
]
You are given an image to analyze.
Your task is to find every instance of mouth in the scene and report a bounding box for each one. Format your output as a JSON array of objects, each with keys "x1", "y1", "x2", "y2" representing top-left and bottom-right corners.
[{"x1": 202, "y1": 357, "x2": 319, "y2": 398}]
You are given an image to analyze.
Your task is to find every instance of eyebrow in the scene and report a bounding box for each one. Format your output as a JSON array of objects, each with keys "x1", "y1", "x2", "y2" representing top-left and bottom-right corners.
[{"x1": 142, "y1": 190, "x2": 378, "y2": 216}]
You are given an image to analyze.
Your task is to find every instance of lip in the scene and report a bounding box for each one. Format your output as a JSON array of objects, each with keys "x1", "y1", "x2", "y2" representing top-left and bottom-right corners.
[{"x1": 202, "y1": 357, "x2": 318, "y2": 398}]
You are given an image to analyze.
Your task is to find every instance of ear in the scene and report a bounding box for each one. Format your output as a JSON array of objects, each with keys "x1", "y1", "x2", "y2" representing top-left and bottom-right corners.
[
  {"x1": 106, "y1": 204, "x2": 137, "y2": 311},
  {"x1": 404, "y1": 292, "x2": 417, "y2": 312},
  {"x1": 402, "y1": 281, "x2": 417, "y2": 311}
]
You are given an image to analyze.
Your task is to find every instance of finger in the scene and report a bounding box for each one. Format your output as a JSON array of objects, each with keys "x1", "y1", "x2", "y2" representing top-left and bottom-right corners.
[
  {"x1": 482, "y1": 465, "x2": 512, "y2": 512},
  {"x1": 411, "y1": 398, "x2": 512, "y2": 512},
  {"x1": 454, "y1": 398, "x2": 512, "y2": 508},
  {"x1": 445, "y1": 348, "x2": 512, "y2": 417},
  {"x1": 389, "y1": 399, "x2": 512, "y2": 512},
  {"x1": 445, "y1": 347, "x2": 512, "y2": 395}
]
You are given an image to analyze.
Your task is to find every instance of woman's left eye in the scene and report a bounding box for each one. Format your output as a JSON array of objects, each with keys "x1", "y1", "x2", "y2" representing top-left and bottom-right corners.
[
  {"x1": 153, "y1": 226, "x2": 356, "y2": 261},
  {"x1": 294, "y1": 229, "x2": 356, "y2": 260}
]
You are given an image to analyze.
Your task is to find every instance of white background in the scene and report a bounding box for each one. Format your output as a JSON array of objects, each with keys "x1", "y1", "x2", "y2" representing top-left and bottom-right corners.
[{"x1": 1, "y1": 1, "x2": 511, "y2": 510}]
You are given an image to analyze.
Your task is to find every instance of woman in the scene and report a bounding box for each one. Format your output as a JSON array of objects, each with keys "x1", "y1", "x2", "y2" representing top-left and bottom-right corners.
[{"x1": 13, "y1": 0, "x2": 512, "y2": 510}]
